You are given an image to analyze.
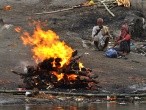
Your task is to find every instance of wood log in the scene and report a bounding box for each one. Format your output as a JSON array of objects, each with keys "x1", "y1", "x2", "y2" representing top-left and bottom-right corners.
[
  {"x1": 35, "y1": 7, "x2": 74, "y2": 15},
  {"x1": 11, "y1": 70, "x2": 26, "y2": 76}
]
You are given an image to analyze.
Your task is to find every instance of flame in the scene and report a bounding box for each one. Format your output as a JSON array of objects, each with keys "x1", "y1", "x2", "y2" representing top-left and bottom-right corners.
[
  {"x1": 79, "y1": 62, "x2": 84, "y2": 71},
  {"x1": 15, "y1": 27, "x2": 22, "y2": 33},
  {"x1": 3, "y1": 5, "x2": 12, "y2": 11},
  {"x1": 116, "y1": 0, "x2": 130, "y2": 7},
  {"x1": 18, "y1": 21, "x2": 85, "y2": 82},
  {"x1": 67, "y1": 74, "x2": 78, "y2": 80},
  {"x1": 20, "y1": 22, "x2": 73, "y2": 66},
  {"x1": 52, "y1": 72, "x2": 78, "y2": 81},
  {"x1": 52, "y1": 72, "x2": 64, "y2": 81}
]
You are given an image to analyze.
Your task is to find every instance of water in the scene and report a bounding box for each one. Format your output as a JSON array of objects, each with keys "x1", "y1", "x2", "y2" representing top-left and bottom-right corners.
[{"x1": 1, "y1": 102, "x2": 146, "y2": 110}]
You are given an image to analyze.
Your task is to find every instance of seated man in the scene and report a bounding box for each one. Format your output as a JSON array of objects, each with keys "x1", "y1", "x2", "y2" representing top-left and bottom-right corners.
[
  {"x1": 113, "y1": 24, "x2": 131, "y2": 56},
  {"x1": 92, "y1": 18, "x2": 111, "y2": 51}
]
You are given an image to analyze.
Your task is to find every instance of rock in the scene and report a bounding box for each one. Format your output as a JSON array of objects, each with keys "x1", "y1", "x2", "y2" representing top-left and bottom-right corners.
[
  {"x1": 124, "y1": 11, "x2": 146, "y2": 40},
  {"x1": 82, "y1": 40, "x2": 92, "y2": 49},
  {"x1": 0, "y1": 19, "x2": 4, "y2": 28}
]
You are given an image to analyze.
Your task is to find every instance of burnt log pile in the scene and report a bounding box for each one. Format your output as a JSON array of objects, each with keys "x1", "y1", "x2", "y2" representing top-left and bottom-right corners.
[{"x1": 12, "y1": 51, "x2": 99, "y2": 90}]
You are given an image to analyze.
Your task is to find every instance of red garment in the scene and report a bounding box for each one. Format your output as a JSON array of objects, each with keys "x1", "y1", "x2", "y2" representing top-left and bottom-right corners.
[
  {"x1": 120, "y1": 24, "x2": 131, "y2": 41},
  {"x1": 122, "y1": 34, "x2": 131, "y2": 41}
]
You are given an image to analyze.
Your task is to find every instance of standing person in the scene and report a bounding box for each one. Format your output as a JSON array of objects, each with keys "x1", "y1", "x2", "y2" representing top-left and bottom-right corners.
[
  {"x1": 113, "y1": 24, "x2": 131, "y2": 57},
  {"x1": 92, "y1": 18, "x2": 111, "y2": 51}
]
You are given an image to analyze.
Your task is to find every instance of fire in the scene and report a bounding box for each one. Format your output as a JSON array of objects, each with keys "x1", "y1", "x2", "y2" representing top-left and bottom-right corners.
[
  {"x1": 13, "y1": 21, "x2": 99, "y2": 90},
  {"x1": 3, "y1": 5, "x2": 12, "y2": 11},
  {"x1": 52, "y1": 72, "x2": 64, "y2": 81},
  {"x1": 52, "y1": 72, "x2": 78, "y2": 81},
  {"x1": 15, "y1": 27, "x2": 22, "y2": 33},
  {"x1": 116, "y1": 0, "x2": 130, "y2": 7},
  {"x1": 20, "y1": 22, "x2": 73, "y2": 67},
  {"x1": 79, "y1": 62, "x2": 84, "y2": 71},
  {"x1": 67, "y1": 74, "x2": 78, "y2": 80},
  {"x1": 15, "y1": 21, "x2": 89, "y2": 83}
]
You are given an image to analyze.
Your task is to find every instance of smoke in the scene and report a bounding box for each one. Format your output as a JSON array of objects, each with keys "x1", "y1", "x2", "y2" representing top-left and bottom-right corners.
[{"x1": 19, "y1": 61, "x2": 34, "y2": 73}]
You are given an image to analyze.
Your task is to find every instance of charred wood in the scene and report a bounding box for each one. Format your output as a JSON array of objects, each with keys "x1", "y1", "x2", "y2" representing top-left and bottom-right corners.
[{"x1": 12, "y1": 52, "x2": 99, "y2": 90}]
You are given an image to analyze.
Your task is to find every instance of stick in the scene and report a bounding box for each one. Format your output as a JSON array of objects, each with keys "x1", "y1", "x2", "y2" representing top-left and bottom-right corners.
[
  {"x1": 35, "y1": 1, "x2": 115, "y2": 15},
  {"x1": 35, "y1": 7, "x2": 75, "y2": 15},
  {"x1": 99, "y1": 1, "x2": 115, "y2": 17},
  {"x1": 35, "y1": 2, "x2": 100, "y2": 15},
  {"x1": 11, "y1": 70, "x2": 27, "y2": 76}
]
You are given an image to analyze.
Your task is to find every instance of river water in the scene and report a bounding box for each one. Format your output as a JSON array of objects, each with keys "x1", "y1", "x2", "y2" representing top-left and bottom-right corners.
[{"x1": 1, "y1": 102, "x2": 146, "y2": 110}]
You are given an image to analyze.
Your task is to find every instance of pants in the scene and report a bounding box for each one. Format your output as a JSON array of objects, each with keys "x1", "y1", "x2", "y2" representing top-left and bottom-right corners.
[
  {"x1": 94, "y1": 37, "x2": 109, "y2": 51},
  {"x1": 120, "y1": 40, "x2": 130, "y2": 53}
]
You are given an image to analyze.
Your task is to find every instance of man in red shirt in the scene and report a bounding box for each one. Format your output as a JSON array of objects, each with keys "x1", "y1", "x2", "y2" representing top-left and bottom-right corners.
[{"x1": 113, "y1": 24, "x2": 131, "y2": 56}]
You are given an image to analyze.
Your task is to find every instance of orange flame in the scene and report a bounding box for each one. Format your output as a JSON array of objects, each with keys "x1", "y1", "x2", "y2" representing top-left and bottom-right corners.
[
  {"x1": 15, "y1": 27, "x2": 22, "y2": 33},
  {"x1": 67, "y1": 74, "x2": 78, "y2": 80},
  {"x1": 21, "y1": 22, "x2": 73, "y2": 67},
  {"x1": 3, "y1": 5, "x2": 12, "y2": 11},
  {"x1": 52, "y1": 72, "x2": 64, "y2": 81},
  {"x1": 52, "y1": 72, "x2": 78, "y2": 81}
]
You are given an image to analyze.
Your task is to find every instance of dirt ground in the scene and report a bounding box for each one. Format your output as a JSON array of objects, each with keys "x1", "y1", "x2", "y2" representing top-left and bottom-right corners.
[{"x1": 0, "y1": 0, "x2": 146, "y2": 93}]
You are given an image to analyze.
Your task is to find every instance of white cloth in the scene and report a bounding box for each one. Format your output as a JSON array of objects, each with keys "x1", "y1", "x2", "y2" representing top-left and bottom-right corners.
[{"x1": 92, "y1": 25, "x2": 109, "y2": 47}]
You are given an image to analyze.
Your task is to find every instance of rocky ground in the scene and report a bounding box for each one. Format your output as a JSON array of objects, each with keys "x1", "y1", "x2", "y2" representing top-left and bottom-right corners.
[{"x1": 0, "y1": 0, "x2": 146, "y2": 95}]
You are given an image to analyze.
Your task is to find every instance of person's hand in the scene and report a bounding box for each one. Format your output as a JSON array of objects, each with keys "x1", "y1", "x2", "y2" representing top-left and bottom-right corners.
[
  {"x1": 113, "y1": 42, "x2": 117, "y2": 48},
  {"x1": 118, "y1": 40, "x2": 122, "y2": 44}
]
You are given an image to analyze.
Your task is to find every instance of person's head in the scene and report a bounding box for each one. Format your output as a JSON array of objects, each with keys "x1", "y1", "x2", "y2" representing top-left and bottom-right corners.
[
  {"x1": 97, "y1": 18, "x2": 103, "y2": 26},
  {"x1": 121, "y1": 24, "x2": 129, "y2": 35},
  {"x1": 121, "y1": 25, "x2": 128, "y2": 32}
]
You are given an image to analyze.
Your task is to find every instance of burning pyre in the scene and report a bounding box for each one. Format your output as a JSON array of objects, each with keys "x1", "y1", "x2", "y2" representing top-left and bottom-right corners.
[{"x1": 13, "y1": 22, "x2": 99, "y2": 90}]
